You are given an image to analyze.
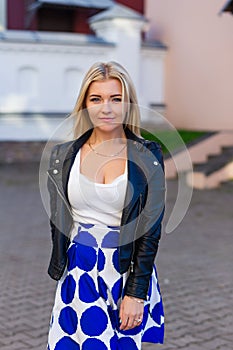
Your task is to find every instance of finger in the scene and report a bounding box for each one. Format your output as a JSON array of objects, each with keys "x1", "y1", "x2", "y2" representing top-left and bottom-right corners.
[
  {"x1": 128, "y1": 317, "x2": 138, "y2": 329},
  {"x1": 123, "y1": 316, "x2": 140, "y2": 330},
  {"x1": 119, "y1": 303, "x2": 124, "y2": 328},
  {"x1": 119, "y1": 316, "x2": 129, "y2": 330},
  {"x1": 120, "y1": 311, "x2": 143, "y2": 330},
  {"x1": 132, "y1": 317, "x2": 142, "y2": 329}
]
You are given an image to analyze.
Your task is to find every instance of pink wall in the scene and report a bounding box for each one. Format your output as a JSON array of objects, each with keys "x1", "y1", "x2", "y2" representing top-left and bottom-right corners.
[{"x1": 145, "y1": 0, "x2": 233, "y2": 131}]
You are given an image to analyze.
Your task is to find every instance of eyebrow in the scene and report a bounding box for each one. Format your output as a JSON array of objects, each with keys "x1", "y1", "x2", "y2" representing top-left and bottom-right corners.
[{"x1": 89, "y1": 94, "x2": 122, "y2": 97}]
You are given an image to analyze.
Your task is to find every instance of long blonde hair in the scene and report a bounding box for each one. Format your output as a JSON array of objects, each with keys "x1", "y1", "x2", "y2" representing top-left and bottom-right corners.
[{"x1": 71, "y1": 61, "x2": 141, "y2": 138}]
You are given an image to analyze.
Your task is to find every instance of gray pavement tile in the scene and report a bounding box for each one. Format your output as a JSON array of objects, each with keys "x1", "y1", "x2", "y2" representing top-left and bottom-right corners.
[
  {"x1": 201, "y1": 338, "x2": 231, "y2": 350},
  {"x1": 0, "y1": 345, "x2": 27, "y2": 350},
  {"x1": 179, "y1": 346, "x2": 205, "y2": 350},
  {"x1": 222, "y1": 333, "x2": 233, "y2": 342},
  {"x1": 143, "y1": 343, "x2": 177, "y2": 350},
  {"x1": 1, "y1": 164, "x2": 233, "y2": 350},
  {"x1": 0, "y1": 332, "x2": 30, "y2": 345},
  {"x1": 22, "y1": 336, "x2": 47, "y2": 348}
]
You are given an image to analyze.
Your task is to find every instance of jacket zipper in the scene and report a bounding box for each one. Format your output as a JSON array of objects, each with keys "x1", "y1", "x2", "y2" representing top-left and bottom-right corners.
[
  {"x1": 47, "y1": 171, "x2": 73, "y2": 217},
  {"x1": 130, "y1": 193, "x2": 142, "y2": 273}
]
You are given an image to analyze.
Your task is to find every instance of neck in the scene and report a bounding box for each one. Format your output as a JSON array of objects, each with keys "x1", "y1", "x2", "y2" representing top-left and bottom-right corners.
[{"x1": 90, "y1": 127, "x2": 126, "y2": 144}]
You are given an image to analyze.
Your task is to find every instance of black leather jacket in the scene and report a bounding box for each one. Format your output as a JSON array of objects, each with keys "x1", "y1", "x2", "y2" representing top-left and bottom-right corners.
[{"x1": 47, "y1": 127, "x2": 165, "y2": 300}]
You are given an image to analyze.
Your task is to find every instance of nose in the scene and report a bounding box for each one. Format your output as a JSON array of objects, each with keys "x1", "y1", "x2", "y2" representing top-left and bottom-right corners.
[{"x1": 101, "y1": 101, "x2": 111, "y2": 114}]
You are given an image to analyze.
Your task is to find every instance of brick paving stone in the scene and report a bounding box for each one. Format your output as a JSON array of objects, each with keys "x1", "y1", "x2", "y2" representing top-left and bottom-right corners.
[
  {"x1": 143, "y1": 343, "x2": 178, "y2": 350},
  {"x1": 1, "y1": 344, "x2": 28, "y2": 350},
  {"x1": 142, "y1": 344, "x2": 166, "y2": 349},
  {"x1": 180, "y1": 345, "x2": 205, "y2": 350},
  {"x1": 201, "y1": 337, "x2": 231, "y2": 350},
  {"x1": 222, "y1": 333, "x2": 233, "y2": 342},
  {"x1": 1, "y1": 164, "x2": 233, "y2": 350},
  {"x1": 215, "y1": 313, "x2": 233, "y2": 325},
  {"x1": 22, "y1": 336, "x2": 47, "y2": 348},
  {"x1": 0, "y1": 332, "x2": 30, "y2": 346}
]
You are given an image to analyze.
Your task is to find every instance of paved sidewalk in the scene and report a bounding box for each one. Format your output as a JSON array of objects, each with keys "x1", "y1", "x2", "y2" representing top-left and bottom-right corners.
[{"x1": 0, "y1": 163, "x2": 232, "y2": 350}]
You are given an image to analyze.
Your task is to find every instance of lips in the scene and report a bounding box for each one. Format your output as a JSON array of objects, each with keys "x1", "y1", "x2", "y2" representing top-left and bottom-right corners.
[{"x1": 98, "y1": 118, "x2": 115, "y2": 122}]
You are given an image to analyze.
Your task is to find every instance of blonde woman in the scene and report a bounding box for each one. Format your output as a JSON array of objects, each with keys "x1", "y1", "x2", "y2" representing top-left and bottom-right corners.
[{"x1": 47, "y1": 62, "x2": 165, "y2": 350}]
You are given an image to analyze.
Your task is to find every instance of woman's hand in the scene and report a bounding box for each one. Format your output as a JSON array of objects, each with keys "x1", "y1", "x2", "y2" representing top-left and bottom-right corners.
[{"x1": 119, "y1": 295, "x2": 144, "y2": 330}]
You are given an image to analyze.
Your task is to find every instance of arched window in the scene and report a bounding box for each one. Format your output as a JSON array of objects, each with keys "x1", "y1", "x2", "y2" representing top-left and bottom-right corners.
[
  {"x1": 18, "y1": 66, "x2": 38, "y2": 98},
  {"x1": 64, "y1": 68, "x2": 82, "y2": 107}
]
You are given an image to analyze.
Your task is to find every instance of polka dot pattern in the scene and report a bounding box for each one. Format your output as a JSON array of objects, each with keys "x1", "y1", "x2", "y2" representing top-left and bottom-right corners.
[
  {"x1": 142, "y1": 324, "x2": 164, "y2": 344},
  {"x1": 48, "y1": 222, "x2": 164, "y2": 350},
  {"x1": 61, "y1": 275, "x2": 76, "y2": 304},
  {"x1": 111, "y1": 277, "x2": 123, "y2": 305},
  {"x1": 101, "y1": 230, "x2": 119, "y2": 248},
  {"x1": 80, "y1": 306, "x2": 108, "y2": 336},
  {"x1": 142, "y1": 303, "x2": 149, "y2": 326},
  {"x1": 69, "y1": 243, "x2": 97, "y2": 272},
  {"x1": 67, "y1": 244, "x2": 77, "y2": 272},
  {"x1": 120, "y1": 322, "x2": 142, "y2": 336},
  {"x1": 110, "y1": 334, "x2": 118, "y2": 349},
  {"x1": 54, "y1": 336, "x2": 80, "y2": 350},
  {"x1": 82, "y1": 338, "x2": 108, "y2": 350},
  {"x1": 80, "y1": 223, "x2": 94, "y2": 229},
  {"x1": 97, "y1": 276, "x2": 108, "y2": 301},
  {"x1": 151, "y1": 300, "x2": 164, "y2": 324},
  {"x1": 107, "y1": 306, "x2": 119, "y2": 329},
  {"x1": 97, "y1": 249, "x2": 106, "y2": 272},
  {"x1": 79, "y1": 273, "x2": 99, "y2": 303},
  {"x1": 73, "y1": 227, "x2": 97, "y2": 247},
  {"x1": 58, "y1": 306, "x2": 78, "y2": 335},
  {"x1": 118, "y1": 337, "x2": 138, "y2": 349},
  {"x1": 112, "y1": 249, "x2": 120, "y2": 273}
]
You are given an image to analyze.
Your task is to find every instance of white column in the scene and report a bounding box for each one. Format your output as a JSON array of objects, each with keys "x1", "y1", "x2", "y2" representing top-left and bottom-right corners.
[
  {"x1": 90, "y1": 17, "x2": 146, "y2": 99},
  {"x1": 0, "y1": 0, "x2": 6, "y2": 31}
]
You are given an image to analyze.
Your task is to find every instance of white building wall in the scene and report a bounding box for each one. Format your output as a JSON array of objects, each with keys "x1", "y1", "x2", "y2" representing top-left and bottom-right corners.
[
  {"x1": 141, "y1": 48, "x2": 165, "y2": 106},
  {"x1": 0, "y1": 0, "x2": 6, "y2": 31},
  {"x1": 90, "y1": 18, "x2": 145, "y2": 94},
  {"x1": 0, "y1": 37, "x2": 114, "y2": 113},
  {"x1": 0, "y1": 31, "x2": 166, "y2": 140}
]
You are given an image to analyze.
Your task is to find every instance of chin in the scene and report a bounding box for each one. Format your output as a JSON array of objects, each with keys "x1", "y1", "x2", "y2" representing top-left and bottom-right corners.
[{"x1": 95, "y1": 123, "x2": 123, "y2": 133}]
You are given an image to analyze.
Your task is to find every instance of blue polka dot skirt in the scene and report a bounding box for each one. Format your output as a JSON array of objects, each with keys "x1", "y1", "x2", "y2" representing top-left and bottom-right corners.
[{"x1": 47, "y1": 223, "x2": 164, "y2": 350}]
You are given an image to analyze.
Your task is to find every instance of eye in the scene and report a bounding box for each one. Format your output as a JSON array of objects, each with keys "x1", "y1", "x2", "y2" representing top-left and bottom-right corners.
[
  {"x1": 90, "y1": 97, "x2": 101, "y2": 103},
  {"x1": 112, "y1": 97, "x2": 122, "y2": 103}
]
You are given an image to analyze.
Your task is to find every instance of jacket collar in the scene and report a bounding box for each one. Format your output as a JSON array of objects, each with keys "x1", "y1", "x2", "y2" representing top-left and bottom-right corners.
[
  {"x1": 48, "y1": 127, "x2": 160, "y2": 214},
  {"x1": 63, "y1": 126, "x2": 144, "y2": 160}
]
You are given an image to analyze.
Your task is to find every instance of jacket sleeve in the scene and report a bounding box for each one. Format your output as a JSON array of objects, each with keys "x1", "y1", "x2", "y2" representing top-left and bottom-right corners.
[
  {"x1": 47, "y1": 145, "x2": 59, "y2": 241},
  {"x1": 47, "y1": 143, "x2": 73, "y2": 281},
  {"x1": 124, "y1": 143, "x2": 165, "y2": 300}
]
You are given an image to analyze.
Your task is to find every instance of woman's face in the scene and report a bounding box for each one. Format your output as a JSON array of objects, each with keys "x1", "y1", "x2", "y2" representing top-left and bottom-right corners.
[{"x1": 85, "y1": 78, "x2": 125, "y2": 132}]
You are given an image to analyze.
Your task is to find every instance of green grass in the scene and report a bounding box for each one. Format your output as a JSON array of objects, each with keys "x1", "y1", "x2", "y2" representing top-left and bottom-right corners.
[{"x1": 141, "y1": 129, "x2": 206, "y2": 154}]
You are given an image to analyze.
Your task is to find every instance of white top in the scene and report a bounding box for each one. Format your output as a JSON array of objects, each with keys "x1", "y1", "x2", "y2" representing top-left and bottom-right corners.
[{"x1": 68, "y1": 150, "x2": 127, "y2": 227}]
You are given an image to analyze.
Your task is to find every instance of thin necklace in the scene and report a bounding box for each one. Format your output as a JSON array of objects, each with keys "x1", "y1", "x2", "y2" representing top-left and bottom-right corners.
[{"x1": 88, "y1": 142, "x2": 127, "y2": 157}]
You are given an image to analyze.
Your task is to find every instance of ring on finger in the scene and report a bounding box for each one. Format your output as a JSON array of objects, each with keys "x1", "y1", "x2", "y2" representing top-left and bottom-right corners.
[{"x1": 134, "y1": 318, "x2": 142, "y2": 323}]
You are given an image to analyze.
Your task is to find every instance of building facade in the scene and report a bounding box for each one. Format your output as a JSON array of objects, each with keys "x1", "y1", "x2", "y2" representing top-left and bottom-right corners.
[
  {"x1": 145, "y1": 0, "x2": 233, "y2": 131},
  {"x1": 0, "y1": 0, "x2": 166, "y2": 141}
]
